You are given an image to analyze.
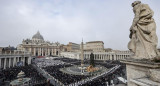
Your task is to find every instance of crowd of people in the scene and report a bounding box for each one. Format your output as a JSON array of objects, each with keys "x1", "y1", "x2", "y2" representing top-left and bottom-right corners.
[
  {"x1": 0, "y1": 57, "x2": 126, "y2": 86},
  {"x1": 43, "y1": 64, "x2": 90, "y2": 85},
  {"x1": 1, "y1": 65, "x2": 47, "y2": 86},
  {"x1": 35, "y1": 57, "x2": 126, "y2": 86},
  {"x1": 80, "y1": 65, "x2": 126, "y2": 86}
]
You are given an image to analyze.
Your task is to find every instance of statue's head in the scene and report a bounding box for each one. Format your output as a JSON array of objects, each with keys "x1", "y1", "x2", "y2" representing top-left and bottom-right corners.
[{"x1": 132, "y1": 1, "x2": 141, "y2": 7}]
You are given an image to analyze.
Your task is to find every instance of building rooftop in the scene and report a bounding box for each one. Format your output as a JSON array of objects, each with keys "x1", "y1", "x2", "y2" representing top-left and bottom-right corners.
[{"x1": 86, "y1": 41, "x2": 104, "y2": 44}]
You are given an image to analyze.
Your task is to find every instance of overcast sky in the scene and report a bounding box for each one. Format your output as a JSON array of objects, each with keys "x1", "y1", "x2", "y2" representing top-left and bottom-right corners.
[{"x1": 0, "y1": 0, "x2": 160, "y2": 50}]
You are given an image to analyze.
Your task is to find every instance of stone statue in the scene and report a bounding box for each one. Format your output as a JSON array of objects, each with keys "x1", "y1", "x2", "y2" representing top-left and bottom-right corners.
[{"x1": 128, "y1": 1, "x2": 158, "y2": 59}]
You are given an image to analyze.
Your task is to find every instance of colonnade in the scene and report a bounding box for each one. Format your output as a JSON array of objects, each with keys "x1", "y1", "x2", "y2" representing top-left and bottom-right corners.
[
  {"x1": 0, "y1": 55, "x2": 31, "y2": 69},
  {"x1": 60, "y1": 51, "x2": 132, "y2": 60},
  {"x1": 84, "y1": 53, "x2": 130, "y2": 60}
]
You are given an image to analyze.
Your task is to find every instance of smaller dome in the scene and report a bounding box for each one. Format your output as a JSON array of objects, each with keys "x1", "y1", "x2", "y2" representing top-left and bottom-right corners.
[{"x1": 32, "y1": 31, "x2": 44, "y2": 40}]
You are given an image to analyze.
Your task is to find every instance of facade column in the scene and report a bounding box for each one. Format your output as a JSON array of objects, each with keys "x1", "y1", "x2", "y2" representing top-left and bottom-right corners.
[
  {"x1": 101, "y1": 54, "x2": 103, "y2": 60},
  {"x1": 39, "y1": 48, "x2": 42, "y2": 56},
  {"x1": 42, "y1": 48, "x2": 44, "y2": 56},
  {"x1": 106, "y1": 54, "x2": 108, "y2": 60},
  {"x1": 110, "y1": 54, "x2": 112, "y2": 60},
  {"x1": 88, "y1": 54, "x2": 89, "y2": 59},
  {"x1": 34, "y1": 48, "x2": 36, "y2": 56},
  {"x1": 54, "y1": 49, "x2": 56, "y2": 55},
  {"x1": 106, "y1": 54, "x2": 107, "y2": 60},
  {"x1": 86, "y1": 54, "x2": 87, "y2": 59},
  {"x1": 9, "y1": 58, "x2": 11, "y2": 68},
  {"x1": 30, "y1": 48, "x2": 32, "y2": 55},
  {"x1": 10, "y1": 50, "x2": 11, "y2": 54},
  {"x1": 101, "y1": 55, "x2": 103, "y2": 60},
  {"x1": 107, "y1": 55, "x2": 108, "y2": 60},
  {"x1": 13, "y1": 51, "x2": 15, "y2": 55},
  {"x1": 39, "y1": 48, "x2": 41, "y2": 56},
  {"x1": 52, "y1": 49, "x2": 53, "y2": 56},
  {"x1": 118, "y1": 56, "x2": 119, "y2": 60},
  {"x1": 114, "y1": 54, "x2": 116, "y2": 60},
  {"x1": 13, "y1": 57, "x2": 16, "y2": 67},
  {"x1": 37, "y1": 48, "x2": 39, "y2": 56},
  {"x1": 103, "y1": 55, "x2": 104, "y2": 60},
  {"x1": 102, "y1": 54, "x2": 104, "y2": 60},
  {"x1": 100, "y1": 55, "x2": 102, "y2": 60},
  {"x1": 43, "y1": 48, "x2": 45, "y2": 56},
  {"x1": 23, "y1": 57, "x2": 25, "y2": 66},
  {"x1": 48, "y1": 48, "x2": 50, "y2": 56},
  {"x1": 17, "y1": 57, "x2": 19, "y2": 62},
  {"x1": 28, "y1": 57, "x2": 31, "y2": 65},
  {"x1": 0, "y1": 58, "x2": 1, "y2": 68},
  {"x1": 98, "y1": 54, "x2": 100, "y2": 60},
  {"x1": 4, "y1": 58, "x2": 6, "y2": 69}
]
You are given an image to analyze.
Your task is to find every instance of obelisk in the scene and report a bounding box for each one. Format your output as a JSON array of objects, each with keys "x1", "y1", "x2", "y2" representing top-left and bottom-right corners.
[{"x1": 81, "y1": 39, "x2": 84, "y2": 67}]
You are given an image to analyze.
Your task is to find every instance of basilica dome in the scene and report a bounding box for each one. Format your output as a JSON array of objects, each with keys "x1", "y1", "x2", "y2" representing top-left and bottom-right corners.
[{"x1": 32, "y1": 31, "x2": 44, "y2": 40}]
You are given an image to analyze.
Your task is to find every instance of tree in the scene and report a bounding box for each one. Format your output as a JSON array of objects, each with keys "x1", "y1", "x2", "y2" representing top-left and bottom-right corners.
[{"x1": 90, "y1": 53, "x2": 95, "y2": 67}]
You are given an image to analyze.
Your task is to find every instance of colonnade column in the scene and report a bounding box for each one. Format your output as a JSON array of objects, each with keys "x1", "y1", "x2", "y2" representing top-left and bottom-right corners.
[{"x1": 4, "y1": 58, "x2": 6, "y2": 69}]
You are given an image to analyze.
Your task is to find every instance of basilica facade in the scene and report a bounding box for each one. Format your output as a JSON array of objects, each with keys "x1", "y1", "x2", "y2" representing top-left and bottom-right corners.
[{"x1": 17, "y1": 31, "x2": 61, "y2": 56}]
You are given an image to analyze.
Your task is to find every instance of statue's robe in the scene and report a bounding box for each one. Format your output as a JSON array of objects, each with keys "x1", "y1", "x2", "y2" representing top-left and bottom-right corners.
[{"x1": 128, "y1": 4, "x2": 158, "y2": 59}]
